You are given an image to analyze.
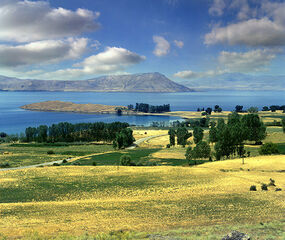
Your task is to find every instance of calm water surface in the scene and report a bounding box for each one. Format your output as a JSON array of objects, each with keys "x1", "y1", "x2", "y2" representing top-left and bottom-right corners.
[{"x1": 0, "y1": 91, "x2": 284, "y2": 134}]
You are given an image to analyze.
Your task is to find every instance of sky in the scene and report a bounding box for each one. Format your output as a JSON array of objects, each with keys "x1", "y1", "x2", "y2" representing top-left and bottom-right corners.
[{"x1": 0, "y1": 0, "x2": 285, "y2": 90}]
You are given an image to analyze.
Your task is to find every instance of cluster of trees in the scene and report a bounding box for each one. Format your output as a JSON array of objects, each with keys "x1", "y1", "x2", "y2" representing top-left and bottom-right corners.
[
  {"x1": 168, "y1": 127, "x2": 192, "y2": 147},
  {"x1": 24, "y1": 122, "x2": 130, "y2": 143},
  {"x1": 262, "y1": 105, "x2": 285, "y2": 112},
  {"x1": 129, "y1": 103, "x2": 170, "y2": 113},
  {"x1": 197, "y1": 105, "x2": 223, "y2": 115},
  {"x1": 210, "y1": 113, "x2": 266, "y2": 160},
  {"x1": 113, "y1": 128, "x2": 134, "y2": 149}
]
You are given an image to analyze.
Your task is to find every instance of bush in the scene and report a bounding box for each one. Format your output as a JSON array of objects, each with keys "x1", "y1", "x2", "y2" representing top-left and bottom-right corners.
[
  {"x1": 62, "y1": 159, "x2": 67, "y2": 164},
  {"x1": 268, "y1": 178, "x2": 276, "y2": 186},
  {"x1": 92, "y1": 161, "x2": 97, "y2": 166},
  {"x1": 166, "y1": 144, "x2": 170, "y2": 148},
  {"x1": 261, "y1": 183, "x2": 268, "y2": 191},
  {"x1": 250, "y1": 185, "x2": 257, "y2": 191},
  {"x1": 120, "y1": 155, "x2": 133, "y2": 166},
  {"x1": 52, "y1": 163, "x2": 60, "y2": 166},
  {"x1": 0, "y1": 162, "x2": 10, "y2": 168},
  {"x1": 259, "y1": 142, "x2": 279, "y2": 155},
  {"x1": 47, "y1": 150, "x2": 55, "y2": 154}
]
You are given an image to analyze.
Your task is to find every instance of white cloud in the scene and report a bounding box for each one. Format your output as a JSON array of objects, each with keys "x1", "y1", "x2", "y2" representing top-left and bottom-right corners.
[
  {"x1": 35, "y1": 47, "x2": 146, "y2": 80},
  {"x1": 209, "y1": 0, "x2": 226, "y2": 16},
  {"x1": 0, "y1": 0, "x2": 100, "y2": 42},
  {"x1": 218, "y1": 49, "x2": 279, "y2": 72},
  {"x1": 205, "y1": 18, "x2": 285, "y2": 46},
  {"x1": 153, "y1": 36, "x2": 170, "y2": 57},
  {"x1": 0, "y1": 38, "x2": 88, "y2": 67},
  {"x1": 174, "y1": 48, "x2": 279, "y2": 79},
  {"x1": 206, "y1": 1, "x2": 285, "y2": 46},
  {"x1": 173, "y1": 40, "x2": 184, "y2": 48}
]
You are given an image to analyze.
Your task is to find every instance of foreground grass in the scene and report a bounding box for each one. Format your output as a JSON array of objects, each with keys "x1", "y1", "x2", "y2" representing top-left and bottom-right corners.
[
  {"x1": 0, "y1": 143, "x2": 113, "y2": 168},
  {"x1": 0, "y1": 155, "x2": 284, "y2": 239}
]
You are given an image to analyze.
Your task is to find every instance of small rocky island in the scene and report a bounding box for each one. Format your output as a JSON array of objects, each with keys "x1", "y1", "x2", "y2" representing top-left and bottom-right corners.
[{"x1": 21, "y1": 101, "x2": 126, "y2": 114}]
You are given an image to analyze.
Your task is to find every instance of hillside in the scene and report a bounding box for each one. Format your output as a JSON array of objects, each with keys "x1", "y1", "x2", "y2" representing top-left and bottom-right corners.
[
  {"x1": 0, "y1": 72, "x2": 193, "y2": 92},
  {"x1": 20, "y1": 100, "x2": 125, "y2": 114}
]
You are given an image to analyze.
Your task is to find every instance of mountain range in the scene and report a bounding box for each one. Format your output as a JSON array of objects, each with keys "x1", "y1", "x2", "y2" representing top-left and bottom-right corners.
[{"x1": 0, "y1": 72, "x2": 193, "y2": 92}]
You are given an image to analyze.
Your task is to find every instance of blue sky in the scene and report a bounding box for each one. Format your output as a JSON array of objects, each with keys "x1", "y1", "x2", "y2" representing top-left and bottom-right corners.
[{"x1": 0, "y1": 0, "x2": 285, "y2": 90}]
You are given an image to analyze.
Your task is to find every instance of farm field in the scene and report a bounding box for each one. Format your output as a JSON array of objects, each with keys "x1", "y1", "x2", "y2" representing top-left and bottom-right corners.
[{"x1": 0, "y1": 155, "x2": 284, "y2": 239}]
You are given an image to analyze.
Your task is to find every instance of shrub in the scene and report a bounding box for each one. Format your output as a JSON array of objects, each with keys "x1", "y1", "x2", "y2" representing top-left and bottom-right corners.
[
  {"x1": 52, "y1": 163, "x2": 60, "y2": 166},
  {"x1": 268, "y1": 178, "x2": 276, "y2": 186},
  {"x1": 275, "y1": 188, "x2": 282, "y2": 191},
  {"x1": 0, "y1": 162, "x2": 10, "y2": 168},
  {"x1": 250, "y1": 185, "x2": 257, "y2": 191},
  {"x1": 47, "y1": 150, "x2": 55, "y2": 154},
  {"x1": 62, "y1": 159, "x2": 67, "y2": 164},
  {"x1": 261, "y1": 183, "x2": 268, "y2": 191},
  {"x1": 120, "y1": 155, "x2": 133, "y2": 166},
  {"x1": 259, "y1": 142, "x2": 279, "y2": 155},
  {"x1": 166, "y1": 144, "x2": 170, "y2": 148},
  {"x1": 92, "y1": 161, "x2": 97, "y2": 166}
]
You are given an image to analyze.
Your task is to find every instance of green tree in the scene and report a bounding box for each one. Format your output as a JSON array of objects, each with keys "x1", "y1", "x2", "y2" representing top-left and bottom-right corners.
[
  {"x1": 259, "y1": 142, "x2": 279, "y2": 155},
  {"x1": 209, "y1": 125, "x2": 218, "y2": 143},
  {"x1": 176, "y1": 127, "x2": 191, "y2": 146},
  {"x1": 113, "y1": 128, "x2": 134, "y2": 149},
  {"x1": 241, "y1": 114, "x2": 266, "y2": 144},
  {"x1": 247, "y1": 106, "x2": 258, "y2": 113},
  {"x1": 120, "y1": 155, "x2": 133, "y2": 166},
  {"x1": 193, "y1": 127, "x2": 204, "y2": 144},
  {"x1": 168, "y1": 128, "x2": 176, "y2": 146}
]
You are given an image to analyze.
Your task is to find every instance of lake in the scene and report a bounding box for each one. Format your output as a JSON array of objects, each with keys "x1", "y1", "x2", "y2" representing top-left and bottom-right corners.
[{"x1": 0, "y1": 91, "x2": 284, "y2": 134}]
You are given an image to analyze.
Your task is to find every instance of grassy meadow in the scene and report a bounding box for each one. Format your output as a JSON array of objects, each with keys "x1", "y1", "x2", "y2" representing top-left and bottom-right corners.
[
  {"x1": 0, "y1": 155, "x2": 285, "y2": 239},
  {"x1": 0, "y1": 110, "x2": 284, "y2": 239}
]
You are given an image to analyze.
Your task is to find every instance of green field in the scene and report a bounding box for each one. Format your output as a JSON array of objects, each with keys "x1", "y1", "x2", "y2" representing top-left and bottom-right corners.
[{"x1": 0, "y1": 143, "x2": 113, "y2": 168}]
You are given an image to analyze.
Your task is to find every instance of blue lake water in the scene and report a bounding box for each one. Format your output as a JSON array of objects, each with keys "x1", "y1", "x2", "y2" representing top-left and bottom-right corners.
[{"x1": 0, "y1": 91, "x2": 284, "y2": 134}]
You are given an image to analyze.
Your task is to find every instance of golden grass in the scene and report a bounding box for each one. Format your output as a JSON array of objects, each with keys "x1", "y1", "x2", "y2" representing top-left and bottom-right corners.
[
  {"x1": 0, "y1": 155, "x2": 284, "y2": 238},
  {"x1": 133, "y1": 130, "x2": 168, "y2": 141}
]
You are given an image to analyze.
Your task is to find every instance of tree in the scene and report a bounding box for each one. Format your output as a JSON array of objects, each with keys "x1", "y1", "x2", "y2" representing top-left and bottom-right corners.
[
  {"x1": 214, "y1": 105, "x2": 222, "y2": 112},
  {"x1": 176, "y1": 127, "x2": 191, "y2": 146},
  {"x1": 205, "y1": 107, "x2": 212, "y2": 115},
  {"x1": 120, "y1": 155, "x2": 134, "y2": 166},
  {"x1": 193, "y1": 127, "x2": 204, "y2": 144},
  {"x1": 247, "y1": 107, "x2": 258, "y2": 113},
  {"x1": 282, "y1": 118, "x2": 285, "y2": 133},
  {"x1": 235, "y1": 105, "x2": 243, "y2": 113},
  {"x1": 113, "y1": 128, "x2": 134, "y2": 149},
  {"x1": 168, "y1": 128, "x2": 176, "y2": 146},
  {"x1": 241, "y1": 114, "x2": 266, "y2": 144},
  {"x1": 262, "y1": 106, "x2": 269, "y2": 111},
  {"x1": 209, "y1": 125, "x2": 218, "y2": 143},
  {"x1": 259, "y1": 142, "x2": 279, "y2": 155},
  {"x1": 185, "y1": 141, "x2": 211, "y2": 165},
  {"x1": 116, "y1": 108, "x2": 122, "y2": 116}
]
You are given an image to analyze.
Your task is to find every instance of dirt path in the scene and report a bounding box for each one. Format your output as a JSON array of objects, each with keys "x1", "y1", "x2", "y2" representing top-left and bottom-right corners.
[{"x1": 0, "y1": 134, "x2": 167, "y2": 172}]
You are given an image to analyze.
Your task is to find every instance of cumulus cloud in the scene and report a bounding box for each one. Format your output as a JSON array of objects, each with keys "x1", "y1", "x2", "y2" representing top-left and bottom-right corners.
[
  {"x1": 206, "y1": 1, "x2": 285, "y2": 46},
  {"x1": 173, "y1": 40, "x2": 184, "y2": 48},
  {"x1": 205, "y1": 18, "x2": 285, "y2": 46},
  {"x1": 0, "y1": 0, "x2": 100, "y2": 42},
  {"x1": 218, "y1": 49, "x2": 279, "y2": 72},
  {"x1": 36, "y1": 47, "x2": 146, "y2": 80},
  {"x1": 153, "y1": 36, "x2": 170, "y2": 57},
  {"x1": 0, "y1": 38, "x2": 88, "y2": 67}
]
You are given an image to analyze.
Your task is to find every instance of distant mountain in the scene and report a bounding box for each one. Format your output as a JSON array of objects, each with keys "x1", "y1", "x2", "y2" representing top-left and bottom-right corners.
[{"x1": 0, "y1": 72, "x2": 194, "y2": 92}]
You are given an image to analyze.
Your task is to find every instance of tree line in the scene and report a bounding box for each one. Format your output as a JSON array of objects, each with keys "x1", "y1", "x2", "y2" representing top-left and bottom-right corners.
[
  {"x1": 24, "y1": 122, "x2": 131, "y2": 144},
  {"x1": 127, "y1": 103, "x2": 170, "y2": 113}
]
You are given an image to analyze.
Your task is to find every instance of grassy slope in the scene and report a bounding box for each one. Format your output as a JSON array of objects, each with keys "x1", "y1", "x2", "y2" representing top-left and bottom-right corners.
[{"x1": 0, "y1": 155, "x2": 284, "y2": 239}]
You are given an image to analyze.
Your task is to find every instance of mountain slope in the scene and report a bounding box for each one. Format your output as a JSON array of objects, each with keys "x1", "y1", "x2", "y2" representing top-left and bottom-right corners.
[{"x1": 0, "y1": 72, "x2": 193, "y2": 92}]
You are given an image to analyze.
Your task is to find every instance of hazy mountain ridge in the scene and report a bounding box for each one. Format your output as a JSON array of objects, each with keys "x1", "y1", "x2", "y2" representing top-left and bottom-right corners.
[{"x1": 0, "y1": 73, "x2": 193, "y2": 92}]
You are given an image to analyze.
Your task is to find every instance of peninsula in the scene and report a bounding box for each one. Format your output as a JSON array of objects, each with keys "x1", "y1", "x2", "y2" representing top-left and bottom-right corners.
[{"x1": 21, "y1": 101, "x2": 126, "y2": 114}]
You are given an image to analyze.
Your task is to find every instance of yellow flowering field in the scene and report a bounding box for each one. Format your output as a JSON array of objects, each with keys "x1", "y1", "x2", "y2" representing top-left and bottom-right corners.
[{"x1": 0, "y1": 155, "x2": 284, "y2": 239}]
